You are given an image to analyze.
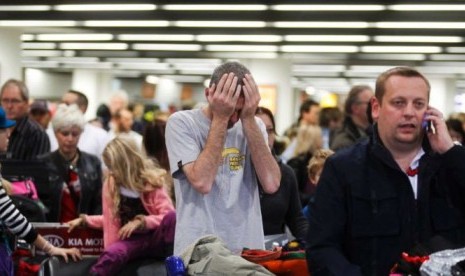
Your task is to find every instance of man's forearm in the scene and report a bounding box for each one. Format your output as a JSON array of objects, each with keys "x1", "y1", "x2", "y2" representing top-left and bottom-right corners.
[
  {"x1": 184, "y1": 117, "x2": 228, "y2": 194},
  {"x1": 242, "y1": 118, "x2": 281, "y2": 193}
]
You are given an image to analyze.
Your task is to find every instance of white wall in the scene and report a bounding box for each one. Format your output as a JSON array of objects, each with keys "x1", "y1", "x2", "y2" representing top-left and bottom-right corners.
[
  {"x1": 0, "y1": 28, "x2": 22, "y2": 85},
  {"x1": 25, "y1": 69, "x2": 71, "y2": 100}
]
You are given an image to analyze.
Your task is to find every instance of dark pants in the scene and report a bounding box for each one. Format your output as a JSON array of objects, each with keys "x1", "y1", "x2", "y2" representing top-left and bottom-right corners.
[
  {"x1": 0, "y1": 243, "x2": 13, "y2": 276},
  {"x1": 90, "y1": 211, "x2": 176, "y2": 275}
]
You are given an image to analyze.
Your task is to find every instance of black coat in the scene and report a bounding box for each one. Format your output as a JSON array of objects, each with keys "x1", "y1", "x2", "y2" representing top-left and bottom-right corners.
[
  {"x1": 307, "y1": 125, "x2": 465, "y2": 275},
  {"x1": 38, "y1": 150, "x2": 102, "y2": 222}
]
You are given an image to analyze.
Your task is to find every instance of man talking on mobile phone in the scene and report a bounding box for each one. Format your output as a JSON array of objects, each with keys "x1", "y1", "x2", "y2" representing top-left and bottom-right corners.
[{"x1": 306, "y1": 66, "x2": 465, "y2": 275}]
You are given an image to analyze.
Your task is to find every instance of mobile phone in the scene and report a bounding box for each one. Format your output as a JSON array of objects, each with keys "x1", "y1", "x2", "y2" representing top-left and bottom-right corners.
[{"x1": 422, "y1": 118, "x2": 435, "y2": 134}]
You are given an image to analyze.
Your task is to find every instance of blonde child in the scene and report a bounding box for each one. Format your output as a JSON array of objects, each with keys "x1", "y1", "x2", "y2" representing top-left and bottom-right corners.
[
  {"x1": 303, "y1": 149, "x2": 334, "y2": 219},
  {"x1": 67, "y1": 137, "x2": 175, "y2": 275}
]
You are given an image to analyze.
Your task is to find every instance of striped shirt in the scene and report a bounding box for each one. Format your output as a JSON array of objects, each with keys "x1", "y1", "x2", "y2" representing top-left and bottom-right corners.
[
  {"x1": 0, "y1": 181, "x2": 37, "y2": 244},
  {"x1": 7, "y1": 116, "x2": 50, "y2": 160}
]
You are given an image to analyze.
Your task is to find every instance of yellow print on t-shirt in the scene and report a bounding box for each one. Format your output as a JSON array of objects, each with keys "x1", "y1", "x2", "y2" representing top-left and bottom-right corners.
[{"x1": 222, "y1": 147, "x2": 245, "y2": 171}]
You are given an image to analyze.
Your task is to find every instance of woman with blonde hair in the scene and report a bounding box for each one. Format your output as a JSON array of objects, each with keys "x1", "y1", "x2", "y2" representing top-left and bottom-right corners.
[
  {"x1": 67, "y1": 137, "x2": 175, "y2": 275},
  {"x1": 287, "y1": 124, "x2": 323, "y2": 206}
]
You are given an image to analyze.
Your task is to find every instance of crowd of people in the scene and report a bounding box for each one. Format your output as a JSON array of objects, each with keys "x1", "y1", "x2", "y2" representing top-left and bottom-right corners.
[{"x1": 1, "y1": 63, "x2": 465, "y2": 275}]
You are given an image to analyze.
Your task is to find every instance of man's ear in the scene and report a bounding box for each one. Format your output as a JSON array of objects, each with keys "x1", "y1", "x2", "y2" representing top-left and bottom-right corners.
[{"x1": 371, "y1": 97, "x2": 380, "y2": 122}]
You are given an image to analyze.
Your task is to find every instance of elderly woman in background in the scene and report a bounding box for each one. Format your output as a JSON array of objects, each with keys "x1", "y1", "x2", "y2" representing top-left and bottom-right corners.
[
  {"x1": 255, "y1": 106, "x2": 308, "y2": 241},
  {"x1": 0, "y1": 107, "x2": 81, "y2": 275},
  {"x1": 38, "y1": 104, "x2": 102, "y2": 222}
]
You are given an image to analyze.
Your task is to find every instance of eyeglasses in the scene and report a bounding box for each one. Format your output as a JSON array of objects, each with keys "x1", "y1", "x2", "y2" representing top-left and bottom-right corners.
[
  {"x1": 59, "y1": 130, "x2": 81, "y2": 137},
  {"x1": 1, "y1": 98, "x2": 24, "y2": 105}
]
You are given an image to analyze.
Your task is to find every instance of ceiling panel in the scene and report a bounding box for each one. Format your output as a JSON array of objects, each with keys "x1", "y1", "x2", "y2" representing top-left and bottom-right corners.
[{"x1": 1, "y1": 0, "x2": 465, "y2": 92}]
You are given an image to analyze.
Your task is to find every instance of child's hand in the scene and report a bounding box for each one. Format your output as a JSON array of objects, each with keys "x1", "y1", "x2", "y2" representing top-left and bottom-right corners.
[
  {"x1": 118, "y1": 217, "x2": 144, "y2": 240},
  {"x1": 67, "y1": 216, "x2": 85, "y2": 233}
]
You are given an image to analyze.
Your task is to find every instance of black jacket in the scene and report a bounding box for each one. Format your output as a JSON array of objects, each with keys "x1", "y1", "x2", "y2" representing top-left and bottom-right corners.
[
  {"x1": 330, "y1": 116, "x2": 367, "y2": 152},
  {"x1": 307, "y1": 124, "x2": 465, "y2": 276},
  {"x1": 38, "y1": 150, "x2": 102, "y2": 222},
  {"x1": 260, "y1": 159, "x2": 308, "y2": 240}
]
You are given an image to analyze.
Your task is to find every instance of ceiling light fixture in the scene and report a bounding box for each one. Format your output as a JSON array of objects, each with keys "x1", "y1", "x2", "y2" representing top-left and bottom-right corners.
[
  {"x1": 388, "y1": 4, "x2": 465, "y2": 11},
  {"x1": 361, "y1": 46, "x2": 442, "y2": 53},
  {"x1": 37, "y1": 33, "x2": 114, "y2": 41},
  {"x1": 447, "y1": 47, "x2": 465, "y2": 53},
  {"x1": 22, "y1": 43, "x2": 56, "y2": 49},
  {"x1": 281, "y1": 45, "x2": 359, "y2": 53},
  {"x1": 197, "y1": 35, "x2": 282, "y2": 42},
  {"x1": 274, "y1": 21, "x2": 369, "y2": 28},
  {"x1": 118, "y1": 34, "x2": 195, "y2": 41},
  {"x1": 54, "y1": 4, "x2": 156, "y2": 11},
  {"x1": 21, "y1": 34, "x2": 35, "y2": 41},
  {"x1": 374, "y1": 36, "x2": 462, "y2": 43},
  {"x1": 205, "y1": 45, "x2": 278, "y2": 52},
  {"x1": 22, "y1": 50, "x2": 70, "y2": 57},
  {"x1": 0, "y1": 21, "x2": 77, "y2": 27},
  {"x1": 59, "y1": 43, "x2": 128, "y2": 50},
  {"x1": 0, "y1": 5, "x2": 51, "y2": 11},
  {"x1": 84, "y1": 21, "x2": 169, "y2": 27},
  {"x1": 284, "y1": 35, "x2": 369, "y2": 42},
  {"x1": 133, "y1": 44, "x2": 202, "y2": 51},
  {"x1": 175, "y1": 21, "x2": 266, "y2": 28},
  {"x1": 162, "y1": 4, "x2": 267, "y2": 11},
  {"x1": 272, "y1": 5, "x2": 384, "y2": 11},
  {"x1": 376, "y1": 22, "x2": 465, "y2": 29}
]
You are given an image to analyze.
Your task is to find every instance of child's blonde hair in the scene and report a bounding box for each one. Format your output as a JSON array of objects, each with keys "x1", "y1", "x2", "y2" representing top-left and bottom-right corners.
[
  {"x1": 307, "y1": 149, "x2": 334, "y2": 180},
  {"x1": 103, "y1": 137, "x2": 168, "y2": 215}
]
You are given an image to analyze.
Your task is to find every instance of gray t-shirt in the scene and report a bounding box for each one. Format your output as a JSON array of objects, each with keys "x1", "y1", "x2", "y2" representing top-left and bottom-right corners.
[{"x1": 166, "y1": 108, "x2": 266, "y2": 255}]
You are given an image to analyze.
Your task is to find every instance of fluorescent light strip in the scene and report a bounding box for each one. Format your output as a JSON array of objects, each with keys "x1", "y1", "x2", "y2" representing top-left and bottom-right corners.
[
  {"x1": 37, "y1": 34, "x2": 114, "y2": 41},
  {"x1": 430, "y1": 54, "x2": 465, "y2": 61},
  {"x1": 48, "y1": 57, "x2": 99, "y2": 62},
  {"x1": 162, "y1": 4, "x2": 267, "y2": 11},
  {"x1": 447, "y1": 47, "x2": 465, "y2": 53},
  {"x1": 175, "y1": 21, "x2": 266, "y2": 28},
  {"x1": 197, "y1": 35, "x2": 282, "y2": 42},
  {"x1": 21, "y1": 34, "x2": 35, "y2": 41},
  {"x1": 281, "y1": 45, "x2": 359, "y2": 53},
  {"x1": 0, "y1": 5, "x2": 51, "y2": 11},
  {"x1": 118, "y1": 34, "x2": 195, "y2": 41},
  {"x1": 0, "y1": 21, "x2": 76, "y2": 27},
  {"x1": 274, "y1": 21, "x2": 369, "y2": 28},
  {"x1": 133, "y1": 44, "x2": 201, "y2": 51},
  {"x1": 22, "y1": 61, "x2": 60, "y2": 68},
  {"x1": 106, "y1": 58, "x2": 160, "y2": 63},
  {"x1": 60, "y1": 43, "x2": 128, "y2": 50},
  {"x1": 361, "y1": 46, "x2": 441, "y2": 53},
  {"x1": 164, "y1": 58, "x2": 222, "y2": 64},
  {"x1": 285, "y1": 35, "x2": 369, "y2": 42},
  {"x1": 116, "y1": 63, "x2": 170, "y2": 70},
  {"x1": 376, "y1": 22, "x2": 465, "y2": 29},
  {"x1": 293, "y1": 65, "x2": 346, "y2": 72},
  {"x1": 374, "y1": 36, "x2": 462, "y2": 43},
  {"x1": 389, "y1": 5, "x2": 465, "y2": 11},
  {"x1": 205, "y1": 45, "x2": 278, "y2": 52},
  {"x1": 349, "y1": 65, "x2": 400, "y2": 72},
  {"x1": 84, "y1": 21, "x2": 169, "y2": 27},
  {"x1": 356, "y1": 53, "x2": 426, "y2": 60},
  {"x1": 22, "y1": 43, "x2": 56, "y2": 49},
  {"x1": 54, "y1": 4, "x2": 156, "y2": 11},
  {"x1": 22, "y1": 50, "x2": 75, "y2": 57},
  {"x1": 272, "y1": 5, "x2": 384, "y2": 11}
]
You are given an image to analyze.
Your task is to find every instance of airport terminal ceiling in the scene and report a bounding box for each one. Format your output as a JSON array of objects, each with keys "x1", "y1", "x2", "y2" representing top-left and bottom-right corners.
[{"x1": 1, "y1": 0, "x2": 465, "y2": 93}]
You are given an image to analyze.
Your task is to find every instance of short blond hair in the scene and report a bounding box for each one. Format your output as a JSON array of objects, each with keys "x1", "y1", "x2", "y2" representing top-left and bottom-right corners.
[{"x1": 307, "y1": 149, "x2": 334, "y2": 179}]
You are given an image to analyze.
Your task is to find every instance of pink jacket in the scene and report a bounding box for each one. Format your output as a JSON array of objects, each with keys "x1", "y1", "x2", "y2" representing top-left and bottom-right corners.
[{"x1": 85, "y1": 176, "x2": 175, "y2": 248}]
